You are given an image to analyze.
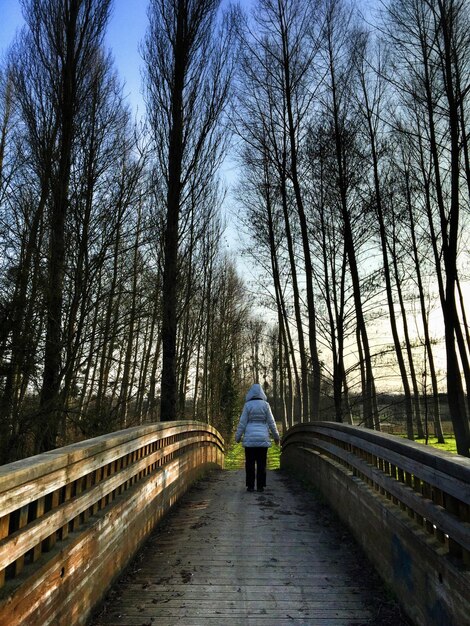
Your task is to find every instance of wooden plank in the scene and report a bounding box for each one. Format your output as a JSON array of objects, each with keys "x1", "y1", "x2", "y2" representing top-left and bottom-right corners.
[
  {"x1": 89, "y1": 471, "x2": 409, "y2": 626},
  {"x1": 43, "y1": 490, "x2": 60, "y2": 552},
  {"x1": 0, "y1": 432, "x2": 213, "y2": 518},
  {"x1": 83, "y1": 473, "x2": 94, "y2": 521},
  {"x1": 284, "y1": 423, "x2": 470, "y2": 500},
  {"x1": 0, "y1": 449, "x2": 219, "y2": 626},
  {"x1": 98, "y1": 608, "x2": 373, "y2": 618},
  {"x1": 94, "y1": 620, "x2": 371, "y2": 626},
  {"x1": 60, "y1": 484, "x2": 72, "y2": 540},
  {"x1": 13, "y1": 505, "x2": 29, "y2": 576},
  {"x1": 0, "y1": 514, "x2": 9, "y2": 586},
  {"x1": 33, "y1": 497, "x2": 45, "y2": 561},
  {"x1": 0, "y1": 449, "x2": 197, "y2": 570},
  {"x1": 312, "y1": 439, "x2": 470, "y2": 552},
  {"x1": 71, "y1": 479, "x2": 84, "y2": 532},
  {"x1": 117, "y1": 584, "x2": 369, "y2": 595},
  {"x1": 0, "y1": 423, "x2": 171, "y2": 488},
  {"x1": 105, "y1": 599, "x2": 370, "y2": 610}
]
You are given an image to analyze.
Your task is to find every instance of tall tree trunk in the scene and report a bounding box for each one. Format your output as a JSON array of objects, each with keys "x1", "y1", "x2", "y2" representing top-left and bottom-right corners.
[
  {"x1": 414, "y1": 133, "x2": 445, "y2": 442},
  {"x1": 278, "y1": 3, "x2": 320, "y2": 420},
  {"x1": 38, "y1": 3, "x2": 80, "y2": 451},
  {"x1": 264, "y1": 171, "x2": 302, "y2": 425},
  {"x1": 436, "y1": 0, "x2": 470, "y2": 454},
  {"x1": 118, "y1": 205, "x2": 142, "y2": 427},
  {"x1": 0, "y1": 70, "x2": 12, "y2": 191},
  {"x1": 356, "y1": 56, "x2": 414, "y2": 436},
  {"x1": 390, "y1": 213, "x2": 424, "y2": 438},
  {"x1": 160, "y1": 2, "x2": 188, "y2": 422},
  {"x1": 278, "y1": 167, "x2": 308, "y2": 422},
  {"x1": 328, "y1": 41, "x2": 378, "y2": 430}
]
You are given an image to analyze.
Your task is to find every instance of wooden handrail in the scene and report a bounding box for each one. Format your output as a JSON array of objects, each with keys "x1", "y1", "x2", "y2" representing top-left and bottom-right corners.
[
  {"x1": 0, "y1": 421, "x2": 224, "y2": 625},
  {"x1": 282, "y1": 422, "x2": 470, "y2": 566}
]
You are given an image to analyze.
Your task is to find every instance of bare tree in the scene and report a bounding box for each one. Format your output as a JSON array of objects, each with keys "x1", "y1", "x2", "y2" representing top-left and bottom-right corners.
[
  {"x1": 384, "y1": 0, "x2": 470, "y2": 455},
  {"x1": 143, "y1": 0, "x2": 235, "y2": 421},
  {"x1": 353, "y1": 34, "x2": 418, "y2": 437},
  {"x1": 307, "y1": 122, "x2": 354, "y2": 424},
  {"x1": 11, "y1": 0, "x2": 113, "y2": 451},
  {"x1": 234, "y1": 0, "x2": 324, "y2": 422},
  {"x1": 319, "y1": 0, "x2": 379, "y2": 428}
]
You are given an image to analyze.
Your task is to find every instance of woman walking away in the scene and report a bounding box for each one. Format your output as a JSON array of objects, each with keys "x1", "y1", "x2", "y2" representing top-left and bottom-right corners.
[{"x1": 235, "y1": 383, "x2": 280, "y2": 492}]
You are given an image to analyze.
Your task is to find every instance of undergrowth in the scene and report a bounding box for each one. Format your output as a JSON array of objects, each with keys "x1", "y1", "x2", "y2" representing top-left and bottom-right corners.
[
  {"x1": 225, "y1": 442, "x2": 281, "y2": 470},
  {"x1": 413, "y1": 435, "x2": 457, "y2": 454},
  {"x1": 225, "y1": 436, "x2": 458, "y2": 470}
]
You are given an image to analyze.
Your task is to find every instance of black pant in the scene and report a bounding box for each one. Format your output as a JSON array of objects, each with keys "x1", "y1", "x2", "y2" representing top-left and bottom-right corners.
[{"x1": 245, "y1": 447, "x2": 268, "y2": 490}]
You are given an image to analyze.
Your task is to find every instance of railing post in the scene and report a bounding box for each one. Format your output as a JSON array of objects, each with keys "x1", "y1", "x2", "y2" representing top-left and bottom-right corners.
[
  {"x1": 0, "y1": 421, "x2": 224, "y2": 626},
  {"x1": 280, "y1": 421, "x2": 470, "y2": 626},
  {"x1": 0, "y1": 515, "x2": 8, "y2": 586}
]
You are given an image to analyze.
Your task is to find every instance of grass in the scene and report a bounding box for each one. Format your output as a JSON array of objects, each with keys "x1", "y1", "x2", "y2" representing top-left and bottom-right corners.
[
  {"x1": 224, "y1": 442, "x2": 281, "y2": 470},
  {"x1": 224, "y1": 435, "x2": 459, "y2": 470},
  {"x1": 413, "y1": 436, "x2": 458, "y2": 454}
]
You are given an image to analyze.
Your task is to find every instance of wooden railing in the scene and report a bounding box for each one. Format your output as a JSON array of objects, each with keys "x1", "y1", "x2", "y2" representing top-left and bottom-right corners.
[
  {"x1": 281, "y1": 421, "x2": 470, "y2": 626},
  {"x1": 0, "y1": 421, "x2": 224, "y2": 626}
]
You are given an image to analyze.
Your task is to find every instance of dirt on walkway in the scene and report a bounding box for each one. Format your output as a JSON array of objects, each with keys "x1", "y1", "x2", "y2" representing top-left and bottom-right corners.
[{"x1": 89, "y1": 469, "x2": 412, "y2": 626}]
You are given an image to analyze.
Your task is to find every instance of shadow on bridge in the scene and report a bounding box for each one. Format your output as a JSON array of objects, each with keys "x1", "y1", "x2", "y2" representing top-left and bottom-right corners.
[{"x1": 89, "y1": 468, "x2": 409, "y2": 626}]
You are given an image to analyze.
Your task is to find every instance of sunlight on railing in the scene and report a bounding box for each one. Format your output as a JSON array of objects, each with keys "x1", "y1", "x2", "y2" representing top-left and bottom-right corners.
[{"x1": 0, "y1": 421, "x2": 224, "y2": 626}]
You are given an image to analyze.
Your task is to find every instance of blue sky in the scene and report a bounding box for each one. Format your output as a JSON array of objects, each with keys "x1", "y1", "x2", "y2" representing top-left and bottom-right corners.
[
  {"x1": 0, "y1": 0, "x2": 252, "y2": 115},
  {"x1": 0, "y1": 0, "x2": 149, "y2": 113},
  {"x1": 0, "y1": 0, "x2": 252, "y2": 264},
  {"x1": 106, "y1": 0, "x2": 149, "y2": 113}
]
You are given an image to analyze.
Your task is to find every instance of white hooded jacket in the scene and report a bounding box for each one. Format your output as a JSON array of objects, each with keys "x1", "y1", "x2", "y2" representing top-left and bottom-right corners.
[{"x1": 235, "y1": 384, "x2": 280, "y2": 448}]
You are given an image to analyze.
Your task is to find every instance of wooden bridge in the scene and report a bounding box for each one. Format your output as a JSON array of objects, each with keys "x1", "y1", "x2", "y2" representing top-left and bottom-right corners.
[{"x1": 0, "y1": 421, "x2": 469, "y2": 626}]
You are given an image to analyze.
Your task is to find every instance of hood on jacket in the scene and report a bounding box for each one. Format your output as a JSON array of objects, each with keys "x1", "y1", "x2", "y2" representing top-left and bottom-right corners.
[{"x1": 245, "y1": 383, "x2": 267, "y2": 402}]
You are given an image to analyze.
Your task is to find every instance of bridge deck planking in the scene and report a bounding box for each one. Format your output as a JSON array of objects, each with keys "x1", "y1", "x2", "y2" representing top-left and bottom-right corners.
[{"x1": 89, "y1": 469, "x2": 409, "y2": 626}]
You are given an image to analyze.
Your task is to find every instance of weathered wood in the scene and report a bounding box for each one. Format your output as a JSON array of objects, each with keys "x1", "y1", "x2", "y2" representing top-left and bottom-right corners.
[
  {"x1": 0, "y1": 434, "x2": 218, "y2": 570},
  {"x1": 91, "y1": 620, "x2": 374, "y2": 626},
  {"x1": 311, "y1": 438, "x2": 470, "y2": 552},
  {"x1": 89, "y1": 470, "x2": 408, "y2": 626},
  {"x1": 285, "y1": 425, "x2": 470, "y2": 562},
  {"x1": 293, "y1": 431, "x2": 470, "y2": 508},
  {"x1": 33, "y1": 497, "x2": 45, "y2": 561},
  {"x1": 0, "y1": 421, "x2": 224, "y2": 625},
  {"x1": 295, "y1": 423, "x2": 470, "y2": 501},
  {"x1": 282, "y1": 423, "x2": 470, "y2": 626},
  {"x1": 13, "y1": 506, "x2": 29, "y2": 576},
  {"x1": 0, "y1": 426, "x2": 221, "y2": 517},
  {"x1": 0, "y1": 516, "x2": 8, "y2": 586}
]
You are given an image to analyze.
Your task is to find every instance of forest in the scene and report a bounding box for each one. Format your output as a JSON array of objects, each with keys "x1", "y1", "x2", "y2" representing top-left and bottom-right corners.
[{"x1": 0, "y1": 0, "x2": 470, "y2": 463}]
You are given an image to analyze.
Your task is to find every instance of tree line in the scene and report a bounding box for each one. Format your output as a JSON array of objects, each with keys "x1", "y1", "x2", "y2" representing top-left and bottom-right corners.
[
  {"x1": 233, "y1": 0, "x2": 470, "y2": 456},
  {"x1": 0, "y1": 0, "x2": 469, "y2": 461},
  {"x1": 0, "y1": 0, "x2": 261, "y2": 462}
]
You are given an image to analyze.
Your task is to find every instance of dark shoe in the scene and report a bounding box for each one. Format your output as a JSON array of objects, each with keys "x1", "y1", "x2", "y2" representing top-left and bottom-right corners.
[
  {"x1": 247, "y1": 487, "x2": 254, "y2": 492},
  {"x1": 257, "y1": 487, "x2": 264, "y2": 492}
]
